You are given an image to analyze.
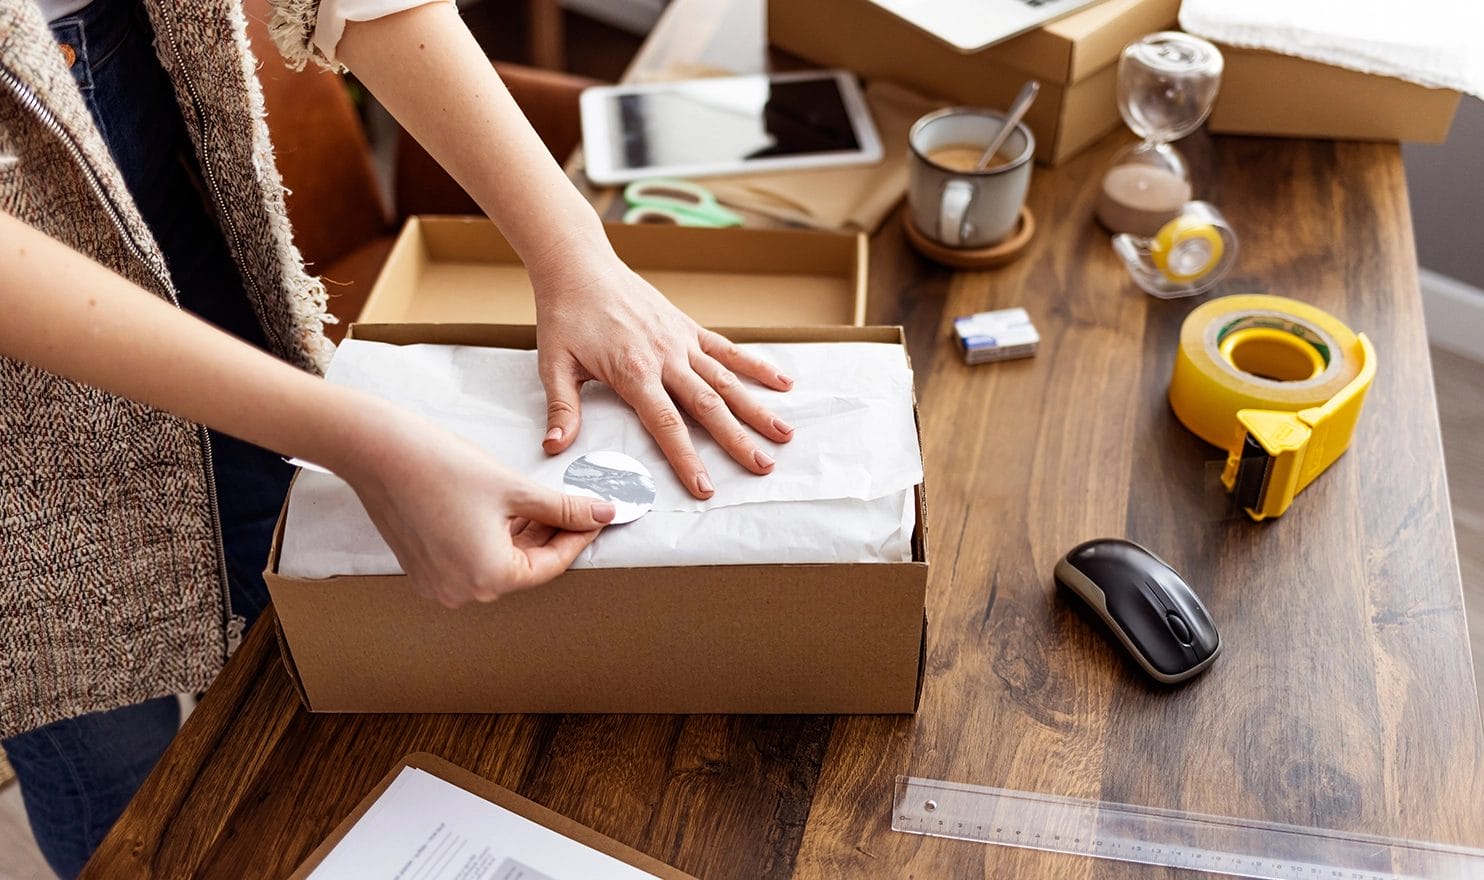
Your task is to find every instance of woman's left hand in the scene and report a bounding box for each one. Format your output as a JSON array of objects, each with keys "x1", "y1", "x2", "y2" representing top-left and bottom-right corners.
[{"x1": 532, "y1": 251, "x2": 795, "y2": 500}]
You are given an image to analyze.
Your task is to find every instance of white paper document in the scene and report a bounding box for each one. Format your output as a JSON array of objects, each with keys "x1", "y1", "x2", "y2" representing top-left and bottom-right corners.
[
  {"x1": 307, "y1": 767, "x2": 660, "y2": 880},
  {"x1": 278, "y1": 341, "x2": 923, "y2": 577}
]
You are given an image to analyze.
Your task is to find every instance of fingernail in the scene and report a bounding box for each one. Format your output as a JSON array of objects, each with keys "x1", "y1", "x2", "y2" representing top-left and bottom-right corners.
[
  {"x1": 772, "y1": 417, "x2": 794, "y2": 435},
  {"x1": 776, "y1": 372, "x2": 794, "y2": 387},
  {"x1": 544, "y1": 426, "x2": 563, "y2": 444},
  {"x1": 591, "y1": 500, "x2": 615, "y2": 523},
  {"x1": 696, "y1": 472, "x2": 714, "y2": 495},
  {"x1": 754, "y1": 449, "x2": 775, "y2": 469}
]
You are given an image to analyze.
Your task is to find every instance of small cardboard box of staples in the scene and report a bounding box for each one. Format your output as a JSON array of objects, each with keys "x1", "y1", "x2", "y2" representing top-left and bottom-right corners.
[
  {"x1": 1207, "y1": 46, "x2": 1460, "y2": 143},
  {"x1": 769, "y1": 0, "x2": 1180, "y2": 165},
  {"x1": 262, "y1": 217, "x2": 929, "y2": 715}
]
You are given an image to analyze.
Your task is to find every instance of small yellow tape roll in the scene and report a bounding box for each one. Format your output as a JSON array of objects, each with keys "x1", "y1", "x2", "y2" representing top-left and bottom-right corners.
[
  {"x1": 1169, "y1": 294, "x2": 1362, "y2": 448},
  {"x1": 1152, "y1": 218, "x2": 1225, "y2": 283}
]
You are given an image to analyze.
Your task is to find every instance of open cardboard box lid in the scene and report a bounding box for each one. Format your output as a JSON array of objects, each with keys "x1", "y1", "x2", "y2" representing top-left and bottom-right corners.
[
  {"x1": 356, "y1": 217, "x2": 868, "y2": 328},
  {"x1": 265, "y1": 323, "x2": 929, "y2": 715}
]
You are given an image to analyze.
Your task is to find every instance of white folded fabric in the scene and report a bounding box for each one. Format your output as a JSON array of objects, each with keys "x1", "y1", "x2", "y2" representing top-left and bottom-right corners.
[
  {"x1": 1180, "y1": 0, "x2": 1484, "y2": 97},
  {"x1": 278, "y1": 340, "x2": 924, "y2": 577}
]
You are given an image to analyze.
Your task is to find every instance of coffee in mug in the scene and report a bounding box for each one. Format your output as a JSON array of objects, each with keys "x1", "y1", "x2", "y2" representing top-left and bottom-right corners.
[{"x1": 925, "y1": 143, "x2": 1016, "y2": 173}]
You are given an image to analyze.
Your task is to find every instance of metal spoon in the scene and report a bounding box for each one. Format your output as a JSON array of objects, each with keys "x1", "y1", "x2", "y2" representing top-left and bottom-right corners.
[{"x1": 975, "y1": 80, "x2": 1040, "y2": 171}]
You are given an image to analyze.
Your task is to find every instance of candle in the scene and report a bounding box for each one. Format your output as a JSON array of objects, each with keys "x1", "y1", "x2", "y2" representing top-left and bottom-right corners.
[{"x1": 1096, "y1": 164, "x2": 1191, "y2": 237}]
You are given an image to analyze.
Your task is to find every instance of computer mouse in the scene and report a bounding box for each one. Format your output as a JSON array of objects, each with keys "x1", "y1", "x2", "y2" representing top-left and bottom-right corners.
[{"x1": 1054, "y1": 538, "x2": 1220, "y2": 684}]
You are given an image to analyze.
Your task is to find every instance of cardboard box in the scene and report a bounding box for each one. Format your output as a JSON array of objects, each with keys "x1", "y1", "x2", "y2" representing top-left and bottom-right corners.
[
  {"x1": 357, "y1": 216, "x2": 868, "y2": 327},
  {"x1": 768, "y1": 0, "x2": 1180, "y2": 165},
  {"x1": 1207, "y1": 46, "x2": 1460, "y2": 143},
  {"x1": 264, "y1": 323, "x2": 930, "y2": 715}
]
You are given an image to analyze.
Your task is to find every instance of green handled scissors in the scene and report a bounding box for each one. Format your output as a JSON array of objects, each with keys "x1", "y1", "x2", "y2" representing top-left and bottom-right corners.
[{"x1": 622, "y1": 178, "x2": 744, "y2": 228}]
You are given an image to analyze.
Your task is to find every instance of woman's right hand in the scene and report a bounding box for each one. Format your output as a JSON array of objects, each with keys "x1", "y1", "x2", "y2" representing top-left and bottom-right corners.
[{"x1": 335, "y1": 402, "x2": 615, "y2": 608}]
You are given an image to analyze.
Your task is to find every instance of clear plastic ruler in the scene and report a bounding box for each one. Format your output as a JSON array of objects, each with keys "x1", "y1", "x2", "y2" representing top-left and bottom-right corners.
[{"x1": 891, "y1": 776, "x2": 1484, "y2": 879}]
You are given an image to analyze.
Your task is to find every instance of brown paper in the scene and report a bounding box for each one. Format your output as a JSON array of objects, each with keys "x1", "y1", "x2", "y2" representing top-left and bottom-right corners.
[{"x1": 702, "y1": 81, "x2": 943, "y2": 233}]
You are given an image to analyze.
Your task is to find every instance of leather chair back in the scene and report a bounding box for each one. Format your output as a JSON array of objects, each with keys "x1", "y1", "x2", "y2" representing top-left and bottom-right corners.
[{"x1": 242, "y1": 0, "x2": 392, "y2": 273}]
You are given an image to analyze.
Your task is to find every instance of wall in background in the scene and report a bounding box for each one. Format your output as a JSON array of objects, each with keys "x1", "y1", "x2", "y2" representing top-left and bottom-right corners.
[
  {"x1": 1404, "y1": 96, "x2": 1484, "y2": 292},
  {"x1": 1404, "y1": 96, "x2": 1484, "y2": 359}
]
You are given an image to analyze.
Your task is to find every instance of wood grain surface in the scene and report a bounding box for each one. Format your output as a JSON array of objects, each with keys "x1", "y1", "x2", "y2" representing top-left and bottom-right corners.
[
  {"x1": 793, "y1": 133, "x2": 1484, "y2": 879},
  {"x1": 84, "y1": 1, "x2": 1484, "y2": 877}
]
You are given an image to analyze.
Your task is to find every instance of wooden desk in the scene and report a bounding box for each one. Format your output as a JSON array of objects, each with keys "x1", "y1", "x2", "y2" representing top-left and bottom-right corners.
[{"x1": 86, "y1": 1, "x2": 1484, "y2": 876}]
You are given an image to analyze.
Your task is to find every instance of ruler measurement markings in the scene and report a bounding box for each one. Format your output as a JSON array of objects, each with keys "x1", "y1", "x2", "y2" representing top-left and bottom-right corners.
[
  {"x1": 891, "y1": 777, "x2": 1478, "y2": 880},
  {"x1": 897, "y1": 814, "x2": 1388, "y2": 879}
]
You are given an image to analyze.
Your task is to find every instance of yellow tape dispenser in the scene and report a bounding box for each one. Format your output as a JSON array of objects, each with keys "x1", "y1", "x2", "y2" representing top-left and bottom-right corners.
[{"x1": 1168, "y1": 294, "x2": 1377, "y2": 521}]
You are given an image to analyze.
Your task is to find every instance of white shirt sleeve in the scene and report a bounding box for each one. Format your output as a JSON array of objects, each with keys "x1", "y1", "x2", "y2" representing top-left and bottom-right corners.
[{"x1": 312, "y1": 0, "x2": 455, "y2": 67}]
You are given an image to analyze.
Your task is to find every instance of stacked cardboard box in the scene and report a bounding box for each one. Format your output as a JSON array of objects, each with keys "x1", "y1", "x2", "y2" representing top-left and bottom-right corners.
[
  {"x1": 1207, "y1": 46, "x2": 1460, "y2": 143},
  {"x1": 768, "y1": 0, "x2": 1181, "y2": 165}
]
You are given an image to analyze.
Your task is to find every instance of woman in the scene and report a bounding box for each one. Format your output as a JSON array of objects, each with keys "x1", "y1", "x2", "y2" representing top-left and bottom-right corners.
[{"x1": 0, "y1": 0, "x2": 793, "y2": 874}]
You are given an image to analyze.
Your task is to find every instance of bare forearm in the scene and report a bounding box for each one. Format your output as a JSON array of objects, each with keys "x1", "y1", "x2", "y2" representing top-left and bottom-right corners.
[
  {"x1": 0, "y1": 211, "x2": 398, "y2": 478},
  {"x1": 332, "y1": 5, "x2": 794, "y2": 496},
  {"x1": 2, "y1": 211, "x2": 613, "y2": 603},
  {"x1": 338, "y1": 3, "x2": 613, "y2": 277}
]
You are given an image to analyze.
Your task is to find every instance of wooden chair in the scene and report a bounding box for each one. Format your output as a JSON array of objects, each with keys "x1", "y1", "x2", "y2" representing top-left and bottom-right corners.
[{"x1": 241, "y1": 0, "x2": 597, "y2": 341}]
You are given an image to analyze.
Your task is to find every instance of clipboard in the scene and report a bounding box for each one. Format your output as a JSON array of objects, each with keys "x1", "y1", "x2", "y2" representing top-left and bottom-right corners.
[{"x1": 290, "y1": 752, "x2": 697, "y2": 879}]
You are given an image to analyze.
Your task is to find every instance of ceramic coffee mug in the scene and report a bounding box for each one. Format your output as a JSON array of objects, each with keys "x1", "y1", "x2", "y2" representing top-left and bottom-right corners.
[{"x1": 908, "y1": 107, "x2": 1034, "y2": 249}]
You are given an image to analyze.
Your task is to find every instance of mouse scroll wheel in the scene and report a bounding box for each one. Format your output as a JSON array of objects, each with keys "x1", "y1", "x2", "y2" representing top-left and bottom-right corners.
[{"x1": 1166, "y1": 612, "x2": 1194, "y2": 646}]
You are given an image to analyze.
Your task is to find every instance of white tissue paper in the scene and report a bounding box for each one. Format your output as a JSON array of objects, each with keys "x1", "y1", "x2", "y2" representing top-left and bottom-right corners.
[
  {"x1": 1180, "y1": 0, "x2": 1484, "y2": 97},
  {"x1": 277, "y1": 340, "x2": 923, "y2": 577}
]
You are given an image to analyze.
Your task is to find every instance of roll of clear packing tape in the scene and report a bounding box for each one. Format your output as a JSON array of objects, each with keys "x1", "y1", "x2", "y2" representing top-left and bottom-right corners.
[{"x1": 1169, "y1": 294, "x2": 1375, "y2": 521}]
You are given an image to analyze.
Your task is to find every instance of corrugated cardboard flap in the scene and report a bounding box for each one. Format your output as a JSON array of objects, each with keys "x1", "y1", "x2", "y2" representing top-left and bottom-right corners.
[
  {"x1": 346, "y1": 322, "x2": 904, "y2": 347},
  {"x1": 357, "y1": 218, "x2": 869, "y2": 329}
]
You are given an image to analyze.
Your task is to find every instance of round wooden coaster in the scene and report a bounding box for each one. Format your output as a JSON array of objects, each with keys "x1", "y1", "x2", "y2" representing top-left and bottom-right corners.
[{"x1": 902, "y1": 204, "x2": 1036, "y2": 270}]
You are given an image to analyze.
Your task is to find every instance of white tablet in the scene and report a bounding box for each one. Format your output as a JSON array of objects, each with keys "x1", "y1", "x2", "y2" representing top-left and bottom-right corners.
[{"x1": 580, "y1": 71, "x2": 884, "y2": 186}]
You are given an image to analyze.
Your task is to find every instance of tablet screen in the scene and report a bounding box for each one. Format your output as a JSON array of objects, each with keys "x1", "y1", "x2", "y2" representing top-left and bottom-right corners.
[{"x1": 603, "y1": 76, "x2": 862, "y2": 172}]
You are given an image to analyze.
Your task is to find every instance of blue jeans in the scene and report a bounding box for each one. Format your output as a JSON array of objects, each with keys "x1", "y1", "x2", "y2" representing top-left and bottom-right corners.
[{"x1": 1, "y1": 0, "x2": 293, "y2": 875}]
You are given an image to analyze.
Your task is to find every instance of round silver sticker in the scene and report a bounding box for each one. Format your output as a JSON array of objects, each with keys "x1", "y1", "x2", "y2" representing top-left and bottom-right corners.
[{"x1": 562, "y1": 451, "x2": 656, "y2": 525}]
